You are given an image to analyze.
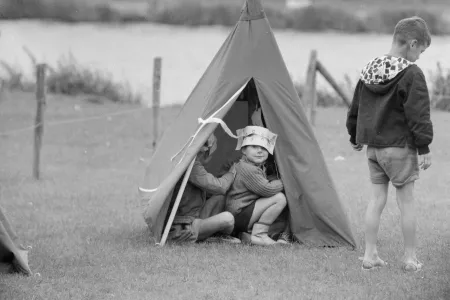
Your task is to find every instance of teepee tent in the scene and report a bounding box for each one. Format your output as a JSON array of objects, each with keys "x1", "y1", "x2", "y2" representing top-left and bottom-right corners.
[{"x1": 140, "y1": 0, "x2": 357, "y2": 248}]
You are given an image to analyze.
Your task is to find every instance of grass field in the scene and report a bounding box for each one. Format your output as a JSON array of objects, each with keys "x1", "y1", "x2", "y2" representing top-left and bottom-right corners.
[{"x1": 0, "y1": 91, "x2": 449, "y2": 299}]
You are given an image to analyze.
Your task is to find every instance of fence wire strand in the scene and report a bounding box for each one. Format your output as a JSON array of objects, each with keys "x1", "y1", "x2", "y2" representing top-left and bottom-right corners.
[{"x1": 0, "y1": 106, "x2": 151, "y2": 136}]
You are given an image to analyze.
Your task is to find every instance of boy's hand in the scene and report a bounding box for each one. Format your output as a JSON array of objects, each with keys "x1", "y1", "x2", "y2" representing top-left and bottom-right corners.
[
  {"x1": 419, "y1": 152, "x2": 432, "y2": 170},
  {"x1": 351, "y1": 143, "x2": 363, "y2": 151}
]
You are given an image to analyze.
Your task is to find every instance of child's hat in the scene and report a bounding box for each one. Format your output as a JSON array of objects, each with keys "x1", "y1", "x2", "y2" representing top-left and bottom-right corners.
[{"x1": 235, "y1": 126, "x2": 277, "y2": 155}]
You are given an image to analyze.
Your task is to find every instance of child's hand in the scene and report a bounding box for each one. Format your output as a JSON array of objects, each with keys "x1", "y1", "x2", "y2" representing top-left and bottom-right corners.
[
  {"x1": 229, "y1": 163, "x2": 237, "y2": 176},
  {"x1": 419, "y1": 152, "x2": 432, "y2": 170},
  {"x1": 351, "y1": 143, "x2": 363, "y2": 151},
  {"x1": 196, "y1": 152, "x2": 207, "y2": 165}
]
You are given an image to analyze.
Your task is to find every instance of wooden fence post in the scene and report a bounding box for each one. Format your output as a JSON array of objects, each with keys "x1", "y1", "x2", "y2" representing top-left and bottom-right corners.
[
  {"x1": 304, "y1": 50, "x2": 317, "y2": 126},
  {"x1": 33, "y1": 64, "x2": 46, "y2": 180},
  {"x1": 152, "y1": 57, "x2": 162, "y2": 149},
  {"x1": 316, "y1": 60, "x2": 351, "y2": 107}
]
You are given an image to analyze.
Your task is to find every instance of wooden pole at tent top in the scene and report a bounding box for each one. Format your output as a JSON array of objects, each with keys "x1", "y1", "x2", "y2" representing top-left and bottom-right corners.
[
  {"x1": 152, "y1": 57, "x2": 162, "y2": 149},
  {"x1": 33, "y1": 64, "x2": 47, "y2": 180},
  {"x1": 159, "y1": 158, "x2": 196, "y2": 246},
  {"x1": 305, "y1": 50, "x2": 318, "y2": 126}
]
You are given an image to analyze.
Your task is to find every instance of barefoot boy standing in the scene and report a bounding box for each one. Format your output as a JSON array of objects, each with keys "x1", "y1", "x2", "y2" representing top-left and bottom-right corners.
[{"x1": 346, "y1": 17, "x2": 433, "y2": 272}]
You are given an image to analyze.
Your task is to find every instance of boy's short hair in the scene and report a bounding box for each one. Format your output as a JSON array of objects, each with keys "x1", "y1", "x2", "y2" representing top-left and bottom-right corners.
[{"x1": 393, "y1": 16, "x2": 431, "y2": 47}]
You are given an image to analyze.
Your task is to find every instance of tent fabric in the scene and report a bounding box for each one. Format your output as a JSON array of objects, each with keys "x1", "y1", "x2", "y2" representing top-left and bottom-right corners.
[
  {"x1": 140, "y1": 0, "x2": 357, "y2": 248},
  {"x1": 0, "y1": 205, "x2": 32, "y2": 275}
]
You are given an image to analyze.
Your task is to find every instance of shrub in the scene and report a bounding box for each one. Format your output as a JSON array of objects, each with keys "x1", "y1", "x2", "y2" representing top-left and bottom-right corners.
[
  {"x1": 148, "y1": 2, "x2": 241, "y2": 27},
  {"x1": 0, "y1": 61, "x2": 33, "y2": 91},
  {"x1": 1, "y1": 0, "x2": 87, "y2": 22},
  {"x1": 293, "y1": 63, "x2": 450, "y2": 111},
  {"x1": 94, "y1": 4, "x2": 121, "y2": 23},
  {"x1": 366, "y1": 8, "x2": 450, "y2": 35},
  {"x1": 0, "y1": 49, "x2": 141, "y2": 103},
  {"x1": 287, "y1": 5, "x2": 368, "y2": 33},
  {"x1": 0, "y1": 0, "x2": 121, "y2": 23},
  {"x1": 1, "y1": 0, "x2": 449, "y2": 35},
  {"x1": 46, "y1": 54, "x2": 141, "y2": 103},
  {"x1": 429, "y1": 63, "x2": 450, "y2": 110},
  {"x1": 0, "y1": 0, "x2": 43, "y2": 19},
  {"x1": 294, "y1": 82, "x2": 345, "y2": 108},
  {"x1": 263, "y1": 6, "x2": 291, "y2": 29},
  {"x1": 148, "y1": 2, "x2": 368, "y2": 32}
]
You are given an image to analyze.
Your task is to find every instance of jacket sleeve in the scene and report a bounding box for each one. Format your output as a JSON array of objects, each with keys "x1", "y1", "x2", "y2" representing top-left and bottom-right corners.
[
  {"x1": 188, "y1": 160, "x2": 235, "y2": 195},
  {"x1": 403, "y1": 71, "x2": 433, "y2": 155},
  {"x1": 239, "y1": 164, "x2": 284, "y2": 198},
  {"x1": 346, "y1": 80, "x2": 363, "y2": 145}
]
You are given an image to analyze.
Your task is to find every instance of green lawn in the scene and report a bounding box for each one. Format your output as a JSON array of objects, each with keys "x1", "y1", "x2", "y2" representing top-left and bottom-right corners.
[{"x1": 0, "y1": 91, "x2": 449, "y2": 299}]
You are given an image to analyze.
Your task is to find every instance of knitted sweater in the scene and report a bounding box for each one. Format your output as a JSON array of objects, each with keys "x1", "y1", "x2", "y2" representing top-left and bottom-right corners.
[
  {"x1": 176, "y1": 160, "x2": 235, "y2": 218},
  {"x1": 226, "y1": 158, "x2": 284, "y2": 215}
]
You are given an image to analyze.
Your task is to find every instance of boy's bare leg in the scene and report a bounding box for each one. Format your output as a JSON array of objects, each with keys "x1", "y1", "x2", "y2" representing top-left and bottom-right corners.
[
  {"x1": 248, "y1": 193, "x2": 287, "y2": 229},
  {"x1": 195, "y1": 212, "x2": 234, "y2": 241},
  {"x1": 395, "y1": 182, "x2": 419, "y2": 264},
  {"x1": 363, "y1": 183, "x2": 389, "y2": 266}
]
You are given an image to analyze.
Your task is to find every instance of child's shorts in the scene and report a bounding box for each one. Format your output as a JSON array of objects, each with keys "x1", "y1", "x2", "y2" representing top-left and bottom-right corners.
[
  {"x1": 366, "y1": 145, "x2": 419, "y2": 188},
  {"x1": 233, "y1": 202, "x2": 256, "y2": 234}
]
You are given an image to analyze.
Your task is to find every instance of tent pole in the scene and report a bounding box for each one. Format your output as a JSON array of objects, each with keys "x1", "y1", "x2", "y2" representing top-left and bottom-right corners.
[{"x1": 159, "y1": 158, "x2": 196, "y2": 246}]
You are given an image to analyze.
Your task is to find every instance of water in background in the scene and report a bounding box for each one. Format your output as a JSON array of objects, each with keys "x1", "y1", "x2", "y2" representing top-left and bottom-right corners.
[{"x1": 1, "y1": 21, "x2": 449, "y2": 106}]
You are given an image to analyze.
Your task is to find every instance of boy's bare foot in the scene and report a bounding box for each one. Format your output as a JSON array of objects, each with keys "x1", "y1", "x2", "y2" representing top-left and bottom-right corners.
[
  {"x1": 359, "y1": 256, "x2": 388, "y2": 270},
  {"x1": 402, "y1": 257, "x2": 423, "y2": 273}
]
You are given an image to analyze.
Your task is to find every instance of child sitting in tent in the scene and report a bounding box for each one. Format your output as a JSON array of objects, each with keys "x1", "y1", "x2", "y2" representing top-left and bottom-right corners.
[
  {"x1": 167, "y1": 134, "x2": 241, "y2": 244},
  {"x1": 226, "y1": 126, "x2": 288, "y2": 246}
]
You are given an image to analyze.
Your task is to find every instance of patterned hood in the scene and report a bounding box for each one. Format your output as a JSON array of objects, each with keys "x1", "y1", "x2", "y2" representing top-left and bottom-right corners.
[{"x1": 360, "y1": 55, "x2": 413, "y2": 85}]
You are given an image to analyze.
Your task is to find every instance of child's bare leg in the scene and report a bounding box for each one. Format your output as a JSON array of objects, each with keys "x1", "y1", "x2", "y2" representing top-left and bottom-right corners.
[
  {"x1": 248, "y1": 193, "x2": 287, "y2": 228},
  {"x1": 395, "y1": 181, "x2": 418, "y2": 264},
  {"x1": 240, "y1": 193, "x2": 286, "y2": 246},
  {"x1": 363, "y1": 183, "x2": 389, "y2": 265},
  {"x1": 195, "y1": 212, "x2": 235, "y2": 241}
]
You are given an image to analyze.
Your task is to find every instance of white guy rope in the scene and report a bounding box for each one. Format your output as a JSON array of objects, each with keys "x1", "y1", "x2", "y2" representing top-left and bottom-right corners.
[{"x1": 139, "y1": 81, "x2": 248, "y2": 194}]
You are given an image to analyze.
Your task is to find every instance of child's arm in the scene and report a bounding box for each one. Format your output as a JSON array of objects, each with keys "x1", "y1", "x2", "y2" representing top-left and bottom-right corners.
[
  {"x1": 189, "y1": 160, "x2": 235, "y2": 195},
  {"x1": 239, "y1": 163, "x2": 283, "y2": 198},
  {"x1": 403, "y1": 71, "x2": 433, "y2": 155},
  {"x1": 346, "y1": 80, "x2": 363, "y2": 146}
]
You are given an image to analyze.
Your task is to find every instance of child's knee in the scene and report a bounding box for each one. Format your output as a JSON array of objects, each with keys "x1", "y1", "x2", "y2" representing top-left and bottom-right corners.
[
  {"x1": 220, "y1": 211, "x2": 235, "y2": 228},
  {"x1": 274, "y1": 193, "x2": 287, "y2": 207}
]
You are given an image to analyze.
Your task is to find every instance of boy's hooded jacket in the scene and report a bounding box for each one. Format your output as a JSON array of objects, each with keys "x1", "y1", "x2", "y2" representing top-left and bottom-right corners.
[{"x1": 346, "y1": 55, "x2": 433, "y2": 155}]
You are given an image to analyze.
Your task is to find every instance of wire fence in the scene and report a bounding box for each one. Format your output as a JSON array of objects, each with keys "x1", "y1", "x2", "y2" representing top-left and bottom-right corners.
[
  {"x1": 1, "y1": 58, "x2": 162, "y2": 179},
  {"x1": 0, "y1": 106, "x2": 152, "y2": 137}
]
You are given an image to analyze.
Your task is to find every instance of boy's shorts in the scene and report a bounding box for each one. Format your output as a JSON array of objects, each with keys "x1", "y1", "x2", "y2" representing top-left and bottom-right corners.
[{"x1": 366, "y1": 145, "x2": 419, "y2": 188}]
